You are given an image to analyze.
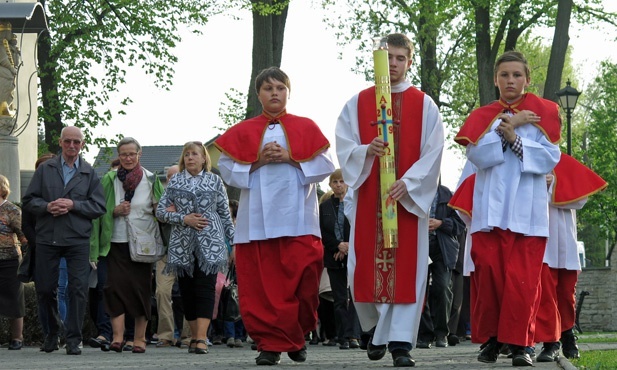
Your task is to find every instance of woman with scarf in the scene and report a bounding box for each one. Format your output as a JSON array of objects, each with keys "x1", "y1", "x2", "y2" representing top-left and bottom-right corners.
[
  {"x1": 90, "y1": 137, "x2": 164, "y2": 353},
  {"x1": 156, "y1": 141, "x2": 234, "y2": 355}
]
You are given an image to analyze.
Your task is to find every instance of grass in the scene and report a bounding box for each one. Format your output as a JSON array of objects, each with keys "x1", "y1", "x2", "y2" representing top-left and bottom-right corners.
[
  {"x1": 577, "y1": 332, "x2": 617, "y2": 343},
  {"x1": 570, "y1": 332, "x2": 617, "y2": 369},
  {"x1": 571, "y1": 349, "x2": 617, "y2": 369}
]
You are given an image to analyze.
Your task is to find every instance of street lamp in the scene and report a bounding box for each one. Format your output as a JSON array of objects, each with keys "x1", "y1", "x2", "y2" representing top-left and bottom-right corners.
[{"x1": 556, "y1": 80, "x2": 581, "y2": 155}]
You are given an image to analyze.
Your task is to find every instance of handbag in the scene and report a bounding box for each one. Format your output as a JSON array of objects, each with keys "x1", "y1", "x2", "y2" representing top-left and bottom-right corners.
[
  {"x1": 126, "y1": 216, "x2": 166, "y2": 263},
  {"x1": 218, "y1": 264, "x2": 241, "y2": 322}
]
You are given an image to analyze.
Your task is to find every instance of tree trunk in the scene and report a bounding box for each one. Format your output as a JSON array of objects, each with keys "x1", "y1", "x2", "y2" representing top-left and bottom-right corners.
[
  {"x1": 418, "y1": 0, "x2": 440, "y2": 105},
  {"x1": 245, "y1": 1, "x2": 289, "y2": 120},
  {"x1": 544, "y1": 0, "x2": 573, "y2": 102},
  {"x1": 38, "y1": 0, "x2": 62, "y2": 154},
  {"x1": 474, "y1": 3, "x2": 497, "y2": 106}
]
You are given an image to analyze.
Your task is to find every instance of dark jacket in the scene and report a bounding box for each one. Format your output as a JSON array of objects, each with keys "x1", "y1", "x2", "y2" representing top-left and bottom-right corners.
[
  {"x1": 22, "y1": 155, "x2": 106, "y2": 246},
  {"x1": 432, "y1": 185, "x2": 465, "y2": 270},
  {"x1": 319, "y1": 195, "x2": 350, "y2": 269}
]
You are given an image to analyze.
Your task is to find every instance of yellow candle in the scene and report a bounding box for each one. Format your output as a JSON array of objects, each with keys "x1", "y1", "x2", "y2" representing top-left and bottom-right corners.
[{"x1": 373, "y1": 38, "x2": 398, "y2": 249}]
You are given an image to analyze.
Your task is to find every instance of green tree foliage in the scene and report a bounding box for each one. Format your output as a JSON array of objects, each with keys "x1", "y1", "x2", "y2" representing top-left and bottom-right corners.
[
  {"x1": 575, "y1": 61, "x2": 617, "y2": 265},
  {"x1": 319, "y1": 0, "x2": 611, "y2": 134},
  {"x1": 37, "y1": 0, "x2": 243, "y2": 153}
]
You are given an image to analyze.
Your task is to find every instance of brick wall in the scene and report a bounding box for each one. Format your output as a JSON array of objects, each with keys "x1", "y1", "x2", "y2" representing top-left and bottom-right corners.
[{"x1": 575, "y1": 249, "x2": 617, "y2": 332}]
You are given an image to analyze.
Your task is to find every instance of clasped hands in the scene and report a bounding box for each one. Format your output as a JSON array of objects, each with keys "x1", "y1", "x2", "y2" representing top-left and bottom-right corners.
[
  {"x1": 47, "y1": 198, "x2": 74, "y2": 217},
  {"x1": 260, "y1": 141, "x2": 290, "y2": 164},
  {"x1": 334, "y1": 241, "x2": 349, "y2": 261},
  {"x1": 496, "y1": 110, "x2": 540, "y2": 143}
]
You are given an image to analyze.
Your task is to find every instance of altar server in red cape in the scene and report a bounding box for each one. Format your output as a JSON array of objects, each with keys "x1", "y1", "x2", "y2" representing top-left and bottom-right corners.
[
  {"x1": 535, "y1": 154, "x2": 607, "y2": 362},
  {"x1": 215, "y1": 67, "x2": 335, "y2": 366},
  {"x1": 453, "y1": 51, "x2": 561, "y2": 367},
  {"x1": 336, "y1": 33, "x2": 444, "y2": 367}
]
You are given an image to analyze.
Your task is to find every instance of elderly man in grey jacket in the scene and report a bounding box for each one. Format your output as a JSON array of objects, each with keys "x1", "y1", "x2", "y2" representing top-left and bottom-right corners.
[{"x1": 22, "y1": 126, "x2": 106, "y2": 355}]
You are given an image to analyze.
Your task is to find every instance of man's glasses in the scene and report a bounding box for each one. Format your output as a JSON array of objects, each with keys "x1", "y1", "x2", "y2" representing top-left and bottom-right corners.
[
  {"x1": 119, "y1": 152, "x2": 139, "y2": 159},
  {"x1": 62, "y1": 139, "x2": 82, "y2": 145}
]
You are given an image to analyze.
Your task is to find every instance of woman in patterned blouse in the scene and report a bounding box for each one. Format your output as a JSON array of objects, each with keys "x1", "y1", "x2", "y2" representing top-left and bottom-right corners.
[
  {"x1": 156, "y1": 141, "x2": 235, "y2": 355},
  {"x1": 0, "y1": 174, "x2": 27, "y2": 350}
]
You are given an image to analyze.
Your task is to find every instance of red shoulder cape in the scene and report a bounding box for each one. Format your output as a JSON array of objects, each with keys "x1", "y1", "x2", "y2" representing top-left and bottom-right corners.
[
  {"x1": 214, "y1": 113, "x2": 330, "y2": 164},
  {"x1": 448, "y1": 174, "x2": 476, "y2": 218},
  {"x1": 552, "y1": 153, "x2": 607, "y2": 205},
  {"x1": 454, "y1": 93, "x2": 561, "y2": 146},
  {"x1": 354, "y1": 86, "x2": 424, "y2": 304}
]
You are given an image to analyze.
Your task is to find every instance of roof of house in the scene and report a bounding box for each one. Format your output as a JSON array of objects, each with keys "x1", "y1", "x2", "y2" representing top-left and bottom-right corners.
[
  {"x1": 91, "y1": 135, "x2": 221, "y2": 180},
  {"x1": 92, "y1": 145, "x2": 182, "y2": 179}
]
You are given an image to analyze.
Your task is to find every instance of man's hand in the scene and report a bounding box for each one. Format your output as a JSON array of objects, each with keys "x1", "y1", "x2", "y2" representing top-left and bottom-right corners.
[
  {"x1": 47, "y1": 198, "x2": 74, "y2": 217},
  {"x1": 367, "y1": 137, "x2": 387, "y2": 157},
  {"x1": 388, "y1": 180, "x2": 407, "y2": 201},
  {"x1": 428, "y1": 218, "x2": 443, "y2": 232}
]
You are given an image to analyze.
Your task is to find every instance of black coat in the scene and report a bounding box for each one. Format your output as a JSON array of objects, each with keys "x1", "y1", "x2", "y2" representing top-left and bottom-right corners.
[
  {"x1": 319, "y1": 195, "x2": 350, "y2": 269},
  {"x1": 432, "y1": 185, "x2": 466, "y2": 270}
]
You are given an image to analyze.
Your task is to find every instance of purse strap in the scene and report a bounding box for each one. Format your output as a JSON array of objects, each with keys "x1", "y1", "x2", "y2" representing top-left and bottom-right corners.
[{"x1": 226, "y1": 263, "x2": 236, "y2": 283}]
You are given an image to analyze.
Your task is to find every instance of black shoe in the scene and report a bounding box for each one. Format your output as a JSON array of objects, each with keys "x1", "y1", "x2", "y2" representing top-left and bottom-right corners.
[
  {"x1": 287, "y1": 346, "x2": 307, "y2": 362},
  {"x1": 477, "y1": 337, "x2": 501, "y2": 363},
  {"x1": 99, "y1": 339, "x2": 111, "y2": 352},
  {"x1": 391, "y1": 349, "x2": 415, "y2": 367},
  {"x1": 8, "y1": 340, "x2": 22, "y2": 350},
  {"x1": 367, "y1": 339, "x2": 387, "y2": 361},
  {"x1": 123, "y1": 342, "x2": 134, "y2": 352},
  {"x1": 255, "y1": 351, "x2": 281, "y2": 365},
  {"x1": 359, "y1": 332, "x2": 371, "y2": 350},
  {"x1": 339, "y1": 341, "x2": 350, "y2": 350},
  {"x1": 88, "y1": 337, "x2": 103, "y2": 348},
  {"x1": 43, "y1": 334, "x2": 59, "y2": 353},
  {"x1": 537, "y1": 342, "x2": 560, "y2": 362},
  {"x1": 349, "y1": 338, "x2": 360, "y2": 349},
  {"x1": 416, "y1": 338, "x2": 432, "y2": 349},
  {"x1": 322, "y1": 339, "x2": 337, "y2": 346},
  {"x1": 251, "y1": 343, "x2": 258, "y2": 351},
  {"x1": 435, "y1": 336, "x2": 448, "y2": 348},
  {"x1": 66, "y1": 344, "x2": 82, "y2": 355},
  {"x1": 447, "y1": 334, "x2": 460, "y2": 346},
  {"x1": 510, "y1": 346, "x2": 533, "y2": 366},
  {"x1": 560, "y1": 329, "x2": 580, "y2": 359}
]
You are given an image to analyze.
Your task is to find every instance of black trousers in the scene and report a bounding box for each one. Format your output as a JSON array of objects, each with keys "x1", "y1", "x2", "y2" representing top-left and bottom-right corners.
[
  {"x1": 178, "y1": 259, "x2": 217, "y2": 321},
  {"x1": 327, "y1": 267, "x2": 361, "y2": 341},
  {"x1": 418, "y1": 255, "x2": 453, "y2": 340},
  {"x1": 35, "y1": 243, "x2": 90, "y2": 346}
]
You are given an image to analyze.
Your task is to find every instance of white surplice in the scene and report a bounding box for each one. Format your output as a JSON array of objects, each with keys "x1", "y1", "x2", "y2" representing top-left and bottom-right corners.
[
  {"x1": 544, "y1": 179, "x2": 587, "y2": 270},
  {"x1": 218, "y1": 124, "x2": 335, "y2": 244},
  {"x1": 466, "y1": 115, "x2": 561, "y2": 237},
  {"x1": 335, "y1": 81, "x2": 444, "y2": 346}
]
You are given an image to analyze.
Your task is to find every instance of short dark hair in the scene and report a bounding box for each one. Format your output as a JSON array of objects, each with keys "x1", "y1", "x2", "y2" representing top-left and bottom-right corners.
[
  {"x1": 255, "y1": 67, "x2": 291, "y2": 93},
  {"x1": 494, "y1": 51, "x2": 530, "y2": 78},
  {"x1": 387, "y1": 33, "x2": 414, "y2": 59}
]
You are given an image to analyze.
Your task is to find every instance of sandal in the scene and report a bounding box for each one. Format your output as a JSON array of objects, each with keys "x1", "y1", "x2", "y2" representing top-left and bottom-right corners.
[
  {"x1": 195, "y1": 339, "x2": 208, "y2": 355},
  {"x1": 188, "y1": 339, "x2": 197, "y2": 354}
]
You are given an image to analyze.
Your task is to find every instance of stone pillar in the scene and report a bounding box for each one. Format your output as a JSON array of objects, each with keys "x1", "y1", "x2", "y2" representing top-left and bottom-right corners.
[{"x1": 0, "y1": 133, "x2": 19, "y2": 202}]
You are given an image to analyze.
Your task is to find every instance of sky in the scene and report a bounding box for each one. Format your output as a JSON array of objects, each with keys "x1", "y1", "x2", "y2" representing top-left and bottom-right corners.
[{"x1": 87, "y1": 1, "x2": 617, "y2": 191}]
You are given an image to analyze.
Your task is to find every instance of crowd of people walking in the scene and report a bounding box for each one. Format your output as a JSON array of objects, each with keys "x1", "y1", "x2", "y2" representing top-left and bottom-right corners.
[{"x1": 0, "y1": 32, "x2": 606, "y2": 369}]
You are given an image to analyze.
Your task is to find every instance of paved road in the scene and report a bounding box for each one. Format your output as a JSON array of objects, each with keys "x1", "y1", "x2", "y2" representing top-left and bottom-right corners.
[{"x1": 1, "y1": 339, "x2": 615, "y2": 369}]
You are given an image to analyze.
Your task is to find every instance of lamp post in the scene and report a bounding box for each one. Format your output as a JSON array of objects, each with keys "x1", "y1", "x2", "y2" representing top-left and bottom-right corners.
[{"x1": 556, "y1": 80, "x2": 581, "y2": 155}]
